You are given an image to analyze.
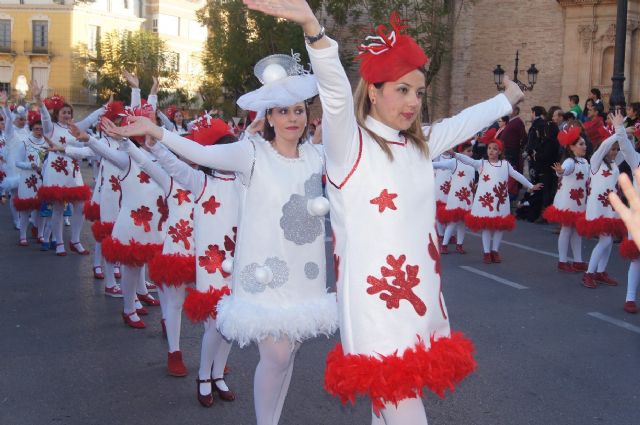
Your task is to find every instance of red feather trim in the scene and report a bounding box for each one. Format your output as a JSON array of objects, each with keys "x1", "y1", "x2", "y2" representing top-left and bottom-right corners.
[
  {"x1": 324, "y1": 332, "x2": 476, "y2": 414},
  {"x1": 437, "y1": 207, "x2": 469, "y2": 224},
  {"x1": 435, "y1": 200, "x2": 446, "y2": 210},
  {"x1": 542, "y1": 206, "x2": 583, "y2": 227},
  {"x1": 620, "y1": 238, "x2": 640, "y2": 260},
  {"x1": 464, "y1": 213, "x2": 515, "y2": 231},
  {"x1": 575, "y1": 216, "x2": 626, "y2": 238},
  {"x1": 37, "y1": 185, "x2": 91, "y2": 202},
  {"x1": 91, "y1": 221, "x2": 114, "y2": 242},
  {"x1": 102, "y1": 237, "x2": 162, "y2": 266},
  {"x1": 13, "y1": 196, "x2": 41, "y2": 211},
  {"x1": 83, "y1": 201, "x2": 100, "y2": 222},
  {"x1": 148, "y1": 253, "x2": 196, "y2": 287},
  {"x1": 183, "y1": 286, "x2": 231, "y2": 322}
]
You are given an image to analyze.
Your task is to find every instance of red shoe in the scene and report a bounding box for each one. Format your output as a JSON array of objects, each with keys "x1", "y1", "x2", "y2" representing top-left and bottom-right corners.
[
  {"x1": 161, "y1": 319, "x2": 167, "y2": 339},
  {"x1": 56, "y1": 243, "x2": 67, "y2": 257},
  {"x1": 594, "y1": 272, "x2": 618, "y2": 286},
  {"x1": 196, "y1": 378, "x2": 214, "y2": 407},
  {"x1": 557, "y1": 262, "x2": 575, "y2": 273},
  {"x1": 122, "y1": 311, "x2": 145, "y2": 329},
  {"x1": 168, "y1": 351, "x2": 188, "y2": 377},
  {"x1": 93, "y1": 266, "x2": 105, "y2": 279},
  {"x1": 145, "y1": 281, "x2": 158, "y2": 293},
  {"x1": 490, "y1": 251, "x2": 501, "y2": 263},
  {"x1": 483, "y1": 253, "x2": 492, "y2": 264},
  {"x1": 104, "y1": 285, "x2": 123, "y2": 298},
  {"x1": 624, "y1": 301, "x2": 638, "y2": 314},
  {"x1": 582, "y1": 273, "x2": 597, "y2": 289},
  {"x1": 136, "y1": 306, "x2": 149, "y2": 316},
  {"x1": 69, "y1": 241, "x2": 90, "y2": 255},
  {"x1": 455, "y1": 244, "x2": 466, "y2": 254},
  {"x1": 18, "y1": 239, "x2": 28, "y2": 246},
  {"x1": 572, "y1": 261, "x2": 588, "y2": 272},
  {"x1": 137, "y1": 292, "x2": 160, "y2": 306},
  {"x1": 440, "y1": 244, "x2": 449, "y2": 254},
  {"x1": 213, "y1": 378, "x2": 235, "y2": 401}
]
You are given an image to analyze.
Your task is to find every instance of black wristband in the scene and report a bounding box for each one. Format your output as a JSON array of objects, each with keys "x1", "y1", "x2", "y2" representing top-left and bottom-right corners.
[{"x1": 304, "y1": 26, "x2": 325, "y2": 45}]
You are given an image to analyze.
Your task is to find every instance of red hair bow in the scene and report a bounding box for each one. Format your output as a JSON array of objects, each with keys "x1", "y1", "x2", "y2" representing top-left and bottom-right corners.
[
  {"x1": 44, "y1": 94, "x2": 65, "y2": 112},
  {"x1": 558, "y1": 127, "x2": 582, "y2": 147}
]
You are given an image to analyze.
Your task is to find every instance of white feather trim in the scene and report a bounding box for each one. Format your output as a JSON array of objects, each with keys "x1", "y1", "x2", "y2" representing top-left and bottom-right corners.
[{"x1": 216, "y1": 292, "x2": 338, "y2": 347}]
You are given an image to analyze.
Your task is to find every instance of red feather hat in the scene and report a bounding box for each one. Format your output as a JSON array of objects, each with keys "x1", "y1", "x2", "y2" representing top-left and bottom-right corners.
[
  {"x1": 356, "y1": 11, "x2": 428, "y2": 84},
  {"x1": 27, "y1": 109, "x2": 41, "y2": 127},
  {"x1": 165, "y1": 105, "x2": 178, "y2": 121},
  {"x1": 557, "y1": 127, "x2": 582, "y2": 147},
  {"x1": 43, "y1": 94, "x2": 65, "y2": 112},
  {"x1": 186, "y1": 114, "x2": 234, "y2": 146},
  {"x1": 478, "y1": 128, "x2": 503, "y2": 151},
  {"x1": 103, "y1": 101, "x2": 126, "y2": 121},
  {"x1": 115, "y1": 102, "x2": 156, "y2": 144}
]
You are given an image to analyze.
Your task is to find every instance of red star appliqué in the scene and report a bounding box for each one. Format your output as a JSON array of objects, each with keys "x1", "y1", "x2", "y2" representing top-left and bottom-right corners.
[
  {"x1": 457, "y1": 171, "x2": 465, "y2": 178},
  {"x1": 28, "y1": 154, "x2": 35, "y2": 162},
  {"x1": 575, "y1": 172, "x2": 584, "y2": 180},
  {"x1": 138, "y1": 171, "x2": 150, "y2": 184},
  {"x1": 370, "y1": 189, "x2": 398, "y2": 213},
  {"x1": 601, "y1": 169, "x2": 612, "y2": 178},
  {"x1": 59, "y1": 137, "x2": 66, "y2": 145},
  {"x1": 202, "y1": 195, "x2": 221, "y2": 215},
  {"x1": 482, "y1": 174, "x2": 490, "y2": 182},
  {"x1": 173, "y1": 189, "x2": 191, "y2": 205}
]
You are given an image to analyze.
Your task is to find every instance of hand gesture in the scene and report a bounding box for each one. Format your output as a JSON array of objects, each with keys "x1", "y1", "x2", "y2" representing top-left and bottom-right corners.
[
  {"x1": 551, "y1": 162, "x2": 564, "y2": 174},
  {"x1": 102, "y1": 115, "x2": 162, "y2": 140},
  {"x1": 150, "y1": 77, "x2": 159, "y2": 96},
  {"x1": 529, "y1": 183, "x2": 543, "y2": 192},
  {"x1": 145, "y1": 134, "x2": 157, "y2": 148},
  {"x1": 243, "y1": 0, "x2": 317, "y2": 26},
  {"x1": 67, "y1": 122, "x2": 90, "y2": 142},
  {"x1": 610, "y1": 169, "x2": 640, "y2": 247},
  {"x1": 123, "y1": 70, "x2": 139, "y2": 89},
  {"x1": 311, "y1": 122, "x2": 323, "y2": 144},
  {"x1": 503, "y1": 76, "x2": 524, "y2": 107},
  {"x1": 247, "y1": 118, "x2": 264, "y2": 135},
  {"x1": 609, "y1": 110, "x2": 624, "y2": 128},
  {"x1": 31, "y1": 80, "x2": 43, "y2": 101}
]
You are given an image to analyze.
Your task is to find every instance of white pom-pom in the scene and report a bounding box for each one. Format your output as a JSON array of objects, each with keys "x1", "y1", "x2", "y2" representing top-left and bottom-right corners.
[
  {"x1": 262, "y1": 63, "x2": 288, "y2": 84},
  {"x1": 255, "y1": 266, "x2": 273, "y2": 284},
  {"x1": 307, "y1": 196, "x2": 330, "y2": 216},
  {"x1": 16, "y1": 106, "x2": 25, "y2": 114},
  {"x1": 221, "y1": 258, "x2": 234, "y2": 274}
]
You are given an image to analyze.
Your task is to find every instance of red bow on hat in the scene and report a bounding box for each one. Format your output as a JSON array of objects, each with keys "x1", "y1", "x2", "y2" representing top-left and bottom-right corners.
[
  {"x1": 186, "y1": 115, "x2": 234, "y2": 146},
  {"x1": 114, "y1": 102, "x2": 156, "y2": 144},
  {"x1": 103, "y1": 100, "x2": 126, "y2": 121},
  {"x1": 356, "y1": 11, "x2": 429, "y2": 84},
  {"x1": 27, "y1": 109, "x2": 41, "y2": 127},
  {"x1": 44, "y1": 94, "x2": 65, "y2": 112},
  {"x1": 558, "y1": 127, "x2": 582, "y2": 147}
]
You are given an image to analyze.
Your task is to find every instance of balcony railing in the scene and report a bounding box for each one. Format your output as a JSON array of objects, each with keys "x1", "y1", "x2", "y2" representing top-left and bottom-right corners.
[
  {"x1": 24, "y1": 40, "x2": 52, "y2": 56},
  {"x1": 0, "y1": 41, "x2": 16, "y2": 55}
]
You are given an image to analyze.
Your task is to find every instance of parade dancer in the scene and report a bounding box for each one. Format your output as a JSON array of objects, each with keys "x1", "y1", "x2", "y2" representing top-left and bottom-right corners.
[
  {"x1": 576, "y1": 112, "x2": 626, "y2": 288},
  {"x1": 106, "y1": 51, "x2": 338, "y2": 425},
  {"x1": 434, "y1": 149, "x2": 454, "y2": 240},
  {"x1": 147, "y1": 116, "x2": 239, "y2": 406},
  {"x1": 434, "y1": 141, "x2": 475, "y2": 254},
  {"x1": 33, "y1": 82, "x2": 104, "y2": 256},
  {"x1": 0, "y1": 98, "x2": 22, "y2": 229},
  {"x1": 543, "y1": 127, "x2": 590, "y2": 272},
  {"x1": 158, "y1": 105, "x2": 190, "y2": 135},
  {"x1": 460, "y1": 130, "x2": 541, "y2": 263},
  {"x1": 240, "y1": 2, "x2": 525, "y2": 423}
]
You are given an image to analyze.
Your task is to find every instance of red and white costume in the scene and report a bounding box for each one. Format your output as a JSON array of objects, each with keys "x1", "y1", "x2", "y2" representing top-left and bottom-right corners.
[
  {"x1": 14, "y1": 135, "x2": 47, "y2": 213},
  {"x1": 434, "y1": 152, "x2": 453, "y2": 237}
]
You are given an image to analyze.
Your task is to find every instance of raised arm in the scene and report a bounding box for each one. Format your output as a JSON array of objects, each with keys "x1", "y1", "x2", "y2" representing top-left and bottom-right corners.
[
  {"x1": 0, "y1": 106, "x2": 14, "y2": 142},
  {"x1": 432, "y1": 157, "x2": 456, "y2": 171},
  {"x1": 86, "y1": 136, "x2": 130, "y2": 170},
  {"x1": 157, "y1": 110, "x2": 174, "y2": 131},
  {"x1": 31, "y1": 81, "x2": 54, "y2": 138},
  {"x1": 618, "y1": 131, "x2": 639, "y2": 170},
  {"x1": 148, "y1": 141, "x2": 204, "y2": 195},
  {"x1": 64, "y1": 145, "x2": 94, "y2": 160},
  {"x1": 453, "y1": 152, "x2": 482, "y2": 170},
  {"x1": 122, "y1": 139, "x2": 171, "y2": 195},
  {"x1": 75, "y1": 106, "x2": 105, "y2": 132}
]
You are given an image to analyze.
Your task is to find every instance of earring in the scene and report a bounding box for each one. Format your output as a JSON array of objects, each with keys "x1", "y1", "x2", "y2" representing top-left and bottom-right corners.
[
  {"x1": 269, "y1": 121, "x2": 274, "y2": 127},
  {"x1": 371, "y1": 98, "x2": 376, "y2": 105}
]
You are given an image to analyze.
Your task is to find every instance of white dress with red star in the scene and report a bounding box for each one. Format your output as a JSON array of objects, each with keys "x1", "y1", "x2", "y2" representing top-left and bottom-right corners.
[
  {"x1": 543, "y1": 157, "x2": 590, "y2": 226},
  {"x1": 308, "y1": 38, "x2": 513, "y2": 412},
  {"x1": 13, "y1": 136, "x2": 47, "y2": 211},
  {"x1": 433, "y1": 157, "x2": 476, "y2": 224},
  {"x1": 457, "y1": 157, "x2": 532, "y2": 231},
  {"x1": 434, "y1": 152, "x2": 453, "y2": 208},
  {"x1": 576, "y1": 129, "x2": 625, "y2": 238}
]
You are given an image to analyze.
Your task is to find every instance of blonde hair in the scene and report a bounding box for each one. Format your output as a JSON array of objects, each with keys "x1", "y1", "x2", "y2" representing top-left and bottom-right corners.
[{"x1": 354, "y1": 78, "x2": 429, "y2": 160}]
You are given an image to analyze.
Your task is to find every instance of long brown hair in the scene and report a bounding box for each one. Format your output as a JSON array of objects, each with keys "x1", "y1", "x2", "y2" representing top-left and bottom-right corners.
[{"x1": 354, "y1": 78, "x2": 428, "y2": 160}]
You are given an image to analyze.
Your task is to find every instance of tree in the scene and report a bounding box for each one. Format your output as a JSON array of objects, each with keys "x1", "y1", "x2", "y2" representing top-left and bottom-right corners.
[
  {"x1": 197, "y1": 0, "x2": 307, "y2": 115},
  {"x1": 83, "y1": 30, "x2": 178, "y2": 104}
]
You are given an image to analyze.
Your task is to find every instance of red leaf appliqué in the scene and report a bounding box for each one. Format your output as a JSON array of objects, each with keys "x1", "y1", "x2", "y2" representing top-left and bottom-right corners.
[{"x1": 130, "y1": 206, "x2": 153, "y2": 232}]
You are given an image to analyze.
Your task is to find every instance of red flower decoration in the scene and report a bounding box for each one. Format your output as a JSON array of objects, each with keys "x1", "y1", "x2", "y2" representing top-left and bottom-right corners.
[
  {"x1": 130, "y1": 206, "x2": 153, "y2": 232},
  {"x1": 570, "y1": 187, "x2": 585, "y2": 206},
  {"x1": 202, "y1": 195, "x2": 221, "y2": 215},
  {"x1": 51, "y1": 157, "x2": 69, "y2": 175},
  {"x1": 455, "y1": 186, "x2": 473, "y2": 206},
  {"x1": 366, "y1": 254, "x2": 426, "y2": 316},
  {"x1": 457, "y1": 171, "x2": 465, "y2": 178},
  {"x1": 27, "y1": 154, "x2": 35, "y2": 162},
  {"x1": 440, "y1": 180, "x2": 451, "y2": 195},
  {"x1": 370, "y1": 188, "x2": 398, "y2": 213},
  {"x1": 72, "y1": 159, "x2": 80, "y2": 178},
  {"x1": 482, "y1": 174, "x2": 491, "y2": 182},
  {"x1": 224, "y1": 226, "x2": 238, "y2": 257},
  {"x1": 167, "y1": 219, "x2": 193, "y2": 250},
  {"x1": 138, "y1": 171, "x2": 151, "y2": 184},
  {"x1": 575, "y1": 172, "x2": 584, "y2": 181},
  {"x1": 25, "y1": 175, "x2": 38, "y2": 191},
  {"x1": 598, "y1": 188, "x2": 614, "y2": 208},
  {"x1": 59, "y1": 137, "x2": 66, "y2": 145},
  {"x1": 198, "y1": 244, "x2": 229, "y2": 277},
  {"x1": 601, "y1": 169, "x2": 612, "y2": 178},
  {"x1": 173, "y1": 188, "x2": 192, "y2": 205},
  {"x1": 478, "y1": 193, "x2": 494, "y2": 211},
  {"x1": 156, "y1": 195, "x2": 169, "y2": 231}
]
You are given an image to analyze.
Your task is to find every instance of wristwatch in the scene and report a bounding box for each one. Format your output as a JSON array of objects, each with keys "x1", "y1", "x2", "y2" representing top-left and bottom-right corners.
[{"x1": 304, "y1": 26, "x2": 325, "y2": 45}]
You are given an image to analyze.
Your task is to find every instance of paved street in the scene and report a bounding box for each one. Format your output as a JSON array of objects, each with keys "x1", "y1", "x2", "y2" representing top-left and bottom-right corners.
[{"x1": 1, "y1": 174, "x2": 640, "y2": 424}]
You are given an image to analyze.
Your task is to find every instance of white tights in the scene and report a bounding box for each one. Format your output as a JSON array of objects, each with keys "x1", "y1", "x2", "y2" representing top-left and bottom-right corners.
[
  {"x1": 254, "y1": 337, "x2": 300, "y2": 425},
  {"x1": 198, "y1": 318, "x2": 233, "y2": 394},
  {"x1": 371, "y1": 398, "x2": 429, "y2": 425},
  {"x1": 9, "y1": 189, "x2": 19, "y2": 227},
  {"x1": 587, "y1": 235, "x2": 613, "y2": 273},
  {"x1": 157, "y1": 285, "x2": 186, "y2": 353},
  {"x1": 18, "y1": 210, "x2": 42, "y2": 241},
  {"x1": 481, "y1": 230, "x2": 504, "y2": 253},
  {"x1": 51, "y1": 201, "x2": 84, "y2": 251},
  {"x1": 443, "y1": 221, "x2": 465, "y2": 245},
  {"x1": 121, "y1": 265, "x2": 142, "y2": 319},
  {"x1": 626, "y1": 260, "x2": 640, "y2": 302},
  {"x1": 41, "y1": 217, "x2": 51, "y2": 243},
  {"x1": 558, "y1": 226, "x2": 583, "y2": 263},
  {"x1": 94, "y1": 242, "x2": 117, "y2": 289},
  {"x1": 436, "y1": 221, "x2": 444, "y2": 237}
]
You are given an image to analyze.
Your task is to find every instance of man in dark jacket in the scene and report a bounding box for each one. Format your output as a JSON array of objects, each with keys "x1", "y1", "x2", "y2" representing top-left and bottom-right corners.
[{"x1": 501, "y1": 106, "x2": 527, "y2": 198}]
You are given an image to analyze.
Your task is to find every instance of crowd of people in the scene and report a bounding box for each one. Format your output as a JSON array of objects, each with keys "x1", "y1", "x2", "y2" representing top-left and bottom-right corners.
[{"x1": 1, "y1": 1, "x2": 639, "y2": 424}]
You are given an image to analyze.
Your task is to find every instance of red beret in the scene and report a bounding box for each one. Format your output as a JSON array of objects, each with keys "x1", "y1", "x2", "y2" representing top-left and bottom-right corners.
[
  {"x1": 103, "y1": 101, "x2": 125, "y2": 121},
  {"x1": 187, "y1": 116, "x2": 234, "y2": 146},
  {"x1": 356, "y1": 12, "x2": 428, "y2": 84},
  {"x1": 558, "y1": 127, "x2": 582, "y2": 147}
]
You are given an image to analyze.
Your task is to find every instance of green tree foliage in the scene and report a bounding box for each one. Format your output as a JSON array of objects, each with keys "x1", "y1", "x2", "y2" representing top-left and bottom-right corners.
[
  {"x1": 196, "y1": 0, "x2": 307, "y2": 114},
  {"x1": 83, "y1": 30, "x2": 178, "y2": 104}
]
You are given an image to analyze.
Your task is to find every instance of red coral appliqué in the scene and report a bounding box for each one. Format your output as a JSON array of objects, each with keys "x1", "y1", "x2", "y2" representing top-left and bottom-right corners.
[
  {"x1": 440, "y1": 180, "x2": 451, "y2": 195},
  {"x1": 454, "y1": 186, "x2": 472, "y2": 206},
  {"x1": 366, "y1": 254, "x2": 426, "y2": 316},
  {"x1": 223, "y1": 226, "x2": 237, "y2": 257},
  {"x1": 130, "y1": 206, "x2": 153, "y2": 232},
  {"x1": 570, "y1": 187, "x2": 585, "y2": 206},
  {"x1": 25, "y1": 175, "x2": 38, "y2": 191},
  {"x1": 156, "y1": 195, "x2": 169, "y2": 231},
  {"x1": 167, "y1": 219, "x2": 193, "y2": 250},
  {"x1": 478, "y1": 193, "x2": 495, "y2": 211},
  {"x1": 493, "y1": 181, "x2": 508, "y2": 212},
  {"x1": 51, "y1": 156, "x2": 69, "y2": 175},
  {"x1": 109, "y1": 175, "x2": 122, "y2": 207},
  {"x1": 198, "y1": 244, "x2": 229, "y2": 277},
  {"x1": 598, "y1": 188, "x2": 614, "y2": 208}
]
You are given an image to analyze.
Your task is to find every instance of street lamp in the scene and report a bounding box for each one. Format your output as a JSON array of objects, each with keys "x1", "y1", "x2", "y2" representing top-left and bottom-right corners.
[
  {"x1": 609, "y1": 0, "x2": 628, "y2": 110},
  {"x1": 493, "y1": 51, "x2": 539, "y2": 92}
]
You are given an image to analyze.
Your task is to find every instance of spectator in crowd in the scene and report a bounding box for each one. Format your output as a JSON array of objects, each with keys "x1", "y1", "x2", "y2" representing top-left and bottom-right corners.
[
  {"x1": 561, "y1": 111, "x2": 575, "y2": 131},
  {"x1": 568, "y1": 95, "x2": 582, "y2": 119},
  {"x1": 523, "y1": 106, "x2": 548, "y2": 221},
  {"x1": 501, "y1": 107, "x2": 527, "y2": 199},
  {"x1": 589, "y1": 88, "x2": 605, "y2": 114},
  {"x1": 583, "y1": 100, "x2": 608, "y2": 149},
  {"x1": 496, "y1": 115, "x2": 509, "y2": 139},
  {"x1": 625, "y1": 102, "x2": 640, "y2": 129}
]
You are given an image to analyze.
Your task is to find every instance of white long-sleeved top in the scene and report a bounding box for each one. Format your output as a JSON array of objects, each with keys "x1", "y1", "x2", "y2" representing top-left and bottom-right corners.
[
  {"x1": 40, "y1": 104, "x2": 105, "y2": 141},
  {"x1": 454, "y1": 153, "x2": 534, "y2": 190}
]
